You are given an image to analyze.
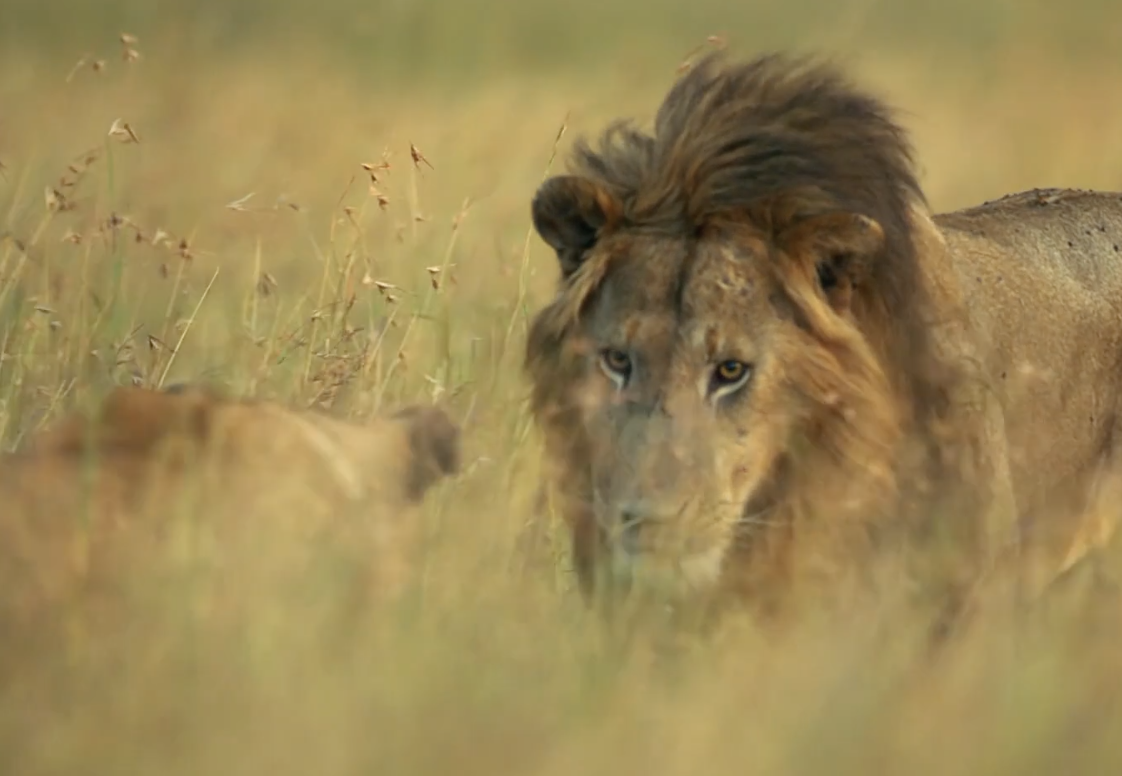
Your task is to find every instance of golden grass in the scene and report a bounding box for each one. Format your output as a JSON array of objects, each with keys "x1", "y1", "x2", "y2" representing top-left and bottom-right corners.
[{"x1": 3, "y1": 12, "x2": 1122, "y2": 775}]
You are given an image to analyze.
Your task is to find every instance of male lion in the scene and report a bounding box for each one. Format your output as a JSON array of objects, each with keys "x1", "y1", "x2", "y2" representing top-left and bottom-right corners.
[
  {"x1": 524, "y1": 51, "x2": 1122, "y2": 626},
  {"x1": 0, "y1": 384, "x2": 461, "y2": 623}
]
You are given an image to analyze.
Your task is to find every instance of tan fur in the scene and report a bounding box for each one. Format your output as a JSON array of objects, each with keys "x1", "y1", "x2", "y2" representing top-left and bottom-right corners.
[
  {"x1": 0, "y1": 384, "x2": 461, "y2": 623},
  {"x1": 524, "y1": 52, "x2": 1122, "y2": 628}
]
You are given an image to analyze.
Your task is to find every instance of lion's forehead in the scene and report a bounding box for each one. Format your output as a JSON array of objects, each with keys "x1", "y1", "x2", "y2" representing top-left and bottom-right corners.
[
  {"x1": 590, "y1": 237, "x2": 773, "y2": 372},
  {"x1": 677, "y1": 242, "x2": 774, "y2": 353},
  {"x1": 682, "y1": 239, "x2": 769, "y2": 307},
  {"x1": 599, "y1": 232, "x2": 768, "y2": 310}
]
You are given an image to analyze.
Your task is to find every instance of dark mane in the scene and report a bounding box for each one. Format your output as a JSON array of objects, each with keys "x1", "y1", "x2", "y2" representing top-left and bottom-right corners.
[{"x1": 569, "y1": 51, "x2": 923, "y2": 250}]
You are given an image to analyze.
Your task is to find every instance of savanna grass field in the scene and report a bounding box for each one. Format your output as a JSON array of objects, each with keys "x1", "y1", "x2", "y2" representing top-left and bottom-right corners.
[{"x1": 4, "y1": 0, "x2": 1122, "y2": 773}]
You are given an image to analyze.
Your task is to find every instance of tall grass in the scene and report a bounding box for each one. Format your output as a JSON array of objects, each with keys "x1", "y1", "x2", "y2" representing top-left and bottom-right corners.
[{"x1": 2, "y1": 2, "x2": 1122, "y2": 774}]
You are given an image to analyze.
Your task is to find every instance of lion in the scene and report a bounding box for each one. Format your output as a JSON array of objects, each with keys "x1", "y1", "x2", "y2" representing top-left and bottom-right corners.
[
  {"x1": 0, "y1": 384, "x2": 461, "y2": 628},
  {"x1": 523, "y1": 51, "x2": 1122, "y2": 629}
]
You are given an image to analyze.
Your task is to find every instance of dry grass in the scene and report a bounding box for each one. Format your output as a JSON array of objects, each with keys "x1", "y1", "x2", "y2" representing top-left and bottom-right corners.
[{"x1": 3, "y1": 4, "x2": 1122, "y2": 774}]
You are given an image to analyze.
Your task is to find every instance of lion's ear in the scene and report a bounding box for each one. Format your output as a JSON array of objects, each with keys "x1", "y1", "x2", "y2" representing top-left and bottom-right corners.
[
  {"x1": 392, "y1": 405, "x2": 462, "y2": 502},
  {"x1": 531, "y1": 175, "x2": 622, "y2": 278},
  {"x1": 776, "y1": 211, "x2": 885, "y2": 314}
]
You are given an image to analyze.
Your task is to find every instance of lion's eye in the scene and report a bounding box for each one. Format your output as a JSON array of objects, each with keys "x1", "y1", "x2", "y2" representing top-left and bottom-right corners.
[
  {"x1": 599, "y1": 348, "x2": 632, "y2": 381},
  {"x1": 711, "y1": 359, "x2": 751, "y2": 391}
]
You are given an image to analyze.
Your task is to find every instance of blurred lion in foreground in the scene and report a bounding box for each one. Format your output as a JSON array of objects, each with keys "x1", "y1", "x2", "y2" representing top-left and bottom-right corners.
[
  {"x1": 0, "y1": 384, "x2": 460, "y2": 628},
  {"x1": 524, "y1": 51, "x2": 1122, "y2": 630}
]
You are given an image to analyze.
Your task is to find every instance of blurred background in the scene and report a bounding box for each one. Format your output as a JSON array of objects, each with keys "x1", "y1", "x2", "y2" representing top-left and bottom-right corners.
[
  {"x1": 3, "y1": 0, "x2": 1121, "y2": 429},
  {"x1": 2, "y1": 1, "x2": 1122, "y2": 774}
]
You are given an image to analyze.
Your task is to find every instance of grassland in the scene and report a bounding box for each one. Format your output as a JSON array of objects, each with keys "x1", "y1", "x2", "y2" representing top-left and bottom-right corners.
[{"x1": 3, "y1": 0, "x2": 1122, "y2": 773}]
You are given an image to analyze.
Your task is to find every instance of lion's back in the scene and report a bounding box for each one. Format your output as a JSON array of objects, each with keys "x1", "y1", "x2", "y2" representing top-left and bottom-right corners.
[
  {"x1": 936, "y1": 188, "x2": 1122, "y2": 294},
  {"x1": 935, "y1": 188, "x2": 1122, "y2": 520},
  {"x1": 10, "y1": 386, "x2": 460, "y2": 515}
]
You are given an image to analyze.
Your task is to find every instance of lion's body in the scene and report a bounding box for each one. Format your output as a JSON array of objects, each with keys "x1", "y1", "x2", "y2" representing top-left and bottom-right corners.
[
  {"x1": 0, "y1": 385, "x2": 460, "y2": 623},
  {"x1": 932, "y1": 189, "x2": 1122, "y2": 584},
  {"x1": 523, "y1": 52, "x2": 1122, "y2": 625}
]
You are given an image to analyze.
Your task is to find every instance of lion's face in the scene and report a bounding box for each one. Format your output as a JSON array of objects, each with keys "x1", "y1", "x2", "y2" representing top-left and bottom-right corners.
[
  {"x1": 566, "y1": 230, "x2": 809, "y2": 596},
  {"x1": 526, "y1": 164, "x2": 893, "y2": 605}
]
